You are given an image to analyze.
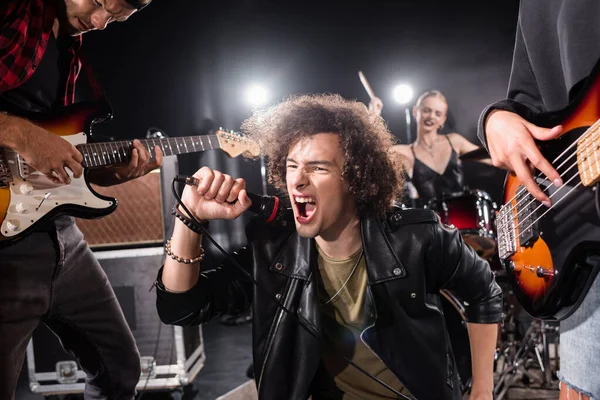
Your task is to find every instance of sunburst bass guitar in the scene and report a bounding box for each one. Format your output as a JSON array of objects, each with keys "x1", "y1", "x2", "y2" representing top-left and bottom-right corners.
[
  {"x1": 496, "y1": 64, "x2": 600, "y2": 320},
  {"x1": 0, "y1": 100, "x2": 259, "y2": 247}
]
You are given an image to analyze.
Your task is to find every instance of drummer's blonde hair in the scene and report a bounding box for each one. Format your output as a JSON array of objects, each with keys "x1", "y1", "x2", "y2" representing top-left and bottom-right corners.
[{"x1": 415, "y1": 90, "x2": 447, "y2": 108}]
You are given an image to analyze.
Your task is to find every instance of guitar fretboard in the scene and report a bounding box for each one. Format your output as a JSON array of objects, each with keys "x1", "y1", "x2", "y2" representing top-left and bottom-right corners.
[
  {"x1": 577, "y1": 121, "x2": 600, "y2": 186},
  {"x1": 77, "y1": 135, "x2": 221, "y2": 168}
]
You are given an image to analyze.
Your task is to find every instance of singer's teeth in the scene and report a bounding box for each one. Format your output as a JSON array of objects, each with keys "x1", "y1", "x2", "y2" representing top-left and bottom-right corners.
[
  {"x1": 294, "y1": 196, "x2": 315, "y2": 204},
  {"x1": 294, "y1": 196, "x2": 316, "y2": 219}
]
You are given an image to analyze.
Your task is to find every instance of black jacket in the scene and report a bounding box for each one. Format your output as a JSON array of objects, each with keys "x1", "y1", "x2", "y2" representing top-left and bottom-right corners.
[{"x1": 155, "y1": 208, "x2": 503, "y2": 400}]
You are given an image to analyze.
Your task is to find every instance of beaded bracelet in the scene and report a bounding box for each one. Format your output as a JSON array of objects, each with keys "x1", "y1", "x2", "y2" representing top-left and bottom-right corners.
[
  {"x1": 172, "y1": 204, "x2": 209, "y2": 234},
  {"x1": 164, "y1": 239, "x2": 205, "y2": 264}
]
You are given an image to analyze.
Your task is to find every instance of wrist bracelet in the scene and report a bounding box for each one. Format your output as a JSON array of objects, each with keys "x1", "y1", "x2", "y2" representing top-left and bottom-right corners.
[
  {"x1": 164, "y1": 239, "x2": 205, "y2": 264},
  {"x1": 172, "y1": 204, "x2": 209, "y2": 233}
]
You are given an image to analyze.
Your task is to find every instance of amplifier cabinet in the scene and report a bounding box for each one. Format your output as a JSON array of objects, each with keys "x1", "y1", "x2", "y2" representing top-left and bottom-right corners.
[{"x1": 76, "y1": 155, "x2": 179, "y2": 250}]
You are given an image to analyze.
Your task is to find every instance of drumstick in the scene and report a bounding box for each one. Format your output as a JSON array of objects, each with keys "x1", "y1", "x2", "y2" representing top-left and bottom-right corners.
[{"x1": 358, "y1": 71, "x2": 376, "y2": 100}]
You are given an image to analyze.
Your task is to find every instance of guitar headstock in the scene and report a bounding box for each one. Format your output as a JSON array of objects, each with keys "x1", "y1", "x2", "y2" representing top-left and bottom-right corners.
[{"x1": 215, "y1": 129, "x2": 261, "y2": 158}]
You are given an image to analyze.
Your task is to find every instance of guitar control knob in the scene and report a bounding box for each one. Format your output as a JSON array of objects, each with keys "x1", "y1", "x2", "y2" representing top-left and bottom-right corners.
[
  {"x1": 15, "y1": 202, "x2": 28, "y2": 213},
  {"x1": 6, "y1": 220, "x2": 20, "y2": 231},
  {"x1": 19, "y1": 183, "x2": 34, "y2": 195},
  {"x1": 536, "y1": 267, "x2": 555, "y2": 279}
]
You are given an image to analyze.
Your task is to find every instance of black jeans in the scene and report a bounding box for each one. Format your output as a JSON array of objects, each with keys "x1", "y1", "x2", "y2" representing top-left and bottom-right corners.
[{"x1": 0, "y1": 219, "x2": 140, "y2": 399}]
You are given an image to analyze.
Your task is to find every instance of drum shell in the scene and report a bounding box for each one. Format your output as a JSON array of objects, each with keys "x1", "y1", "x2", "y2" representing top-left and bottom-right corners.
[{"x1": 428, "y1": 189, "x2": 497, "y2": 259}]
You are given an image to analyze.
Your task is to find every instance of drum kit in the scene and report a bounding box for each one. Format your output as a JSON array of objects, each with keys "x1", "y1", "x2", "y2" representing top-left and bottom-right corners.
[{"x1": 427, "y1": 184, "x2": 560, "y2": 398}]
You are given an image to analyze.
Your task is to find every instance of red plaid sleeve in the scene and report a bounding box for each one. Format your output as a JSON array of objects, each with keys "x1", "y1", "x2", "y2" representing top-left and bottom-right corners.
[
  {"x1": 0, "y1": 0, "x2": 52, "y2": 93},
  {"x1": 0, "y1": 0, "x2": 82, "y2": 105}
]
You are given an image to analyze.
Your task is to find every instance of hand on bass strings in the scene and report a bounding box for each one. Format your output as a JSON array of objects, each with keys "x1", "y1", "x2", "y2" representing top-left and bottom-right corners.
[
  {"x1": 484, "y1": 110, "x2": 563, "y2": 206},
  {"x1": 180, "y1": 166, "x2": 252, "y2": 221}
]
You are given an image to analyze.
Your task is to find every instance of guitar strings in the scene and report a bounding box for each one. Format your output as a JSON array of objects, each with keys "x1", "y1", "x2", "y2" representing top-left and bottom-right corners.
[
  {"x1": 517, "y1": 182, "x2": 581, "y2": 239},
  {"x1": 515, "y1": 127, "x2": 599, "y2": 231},
  {"x1": 80, "y1": 133, "x2": 255, "y2": 168},
  {"x1": 511, "y1": 128, "x2": 598, "y2": 231},
  {"x1": 504, "y1": 117, "x2": 599, "y2": 209},
  {"x1": 518, "y1": 129, "x2": 598, "y2": 236},
  {"x1": 499, "y1": 122, "x2": 598, "y2": 245},
  {"x1": 500, "y1": 149, "x2": 574, "y2": 232},
  {"x1": 509, "y1": 154, "x2": 582, "y2": 242},
  {"x1": 499, "y1": 121, "x2": 599, "y2": 226},
  {"x1": 503, "y1": 118, "x2": 599, "y2": 215},
  {"x1": 512, "y1": 157, "x2": 579, "y2": 231}
]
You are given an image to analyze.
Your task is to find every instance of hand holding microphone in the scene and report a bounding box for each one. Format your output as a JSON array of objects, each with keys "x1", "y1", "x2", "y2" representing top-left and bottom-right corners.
[
  {"x1": 178, "y1": 167, "x2": 252, "y2": 222},
  {"x1": 175, "y1": 168, "x2": 290, "y2": 225}
]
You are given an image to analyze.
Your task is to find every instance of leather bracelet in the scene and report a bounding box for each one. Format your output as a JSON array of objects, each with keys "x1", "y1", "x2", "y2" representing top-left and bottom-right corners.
[
  {"x1": 164, "y1": 239, "x2": 204, "y2": 264},
  {"x1": 172, "y1": 204, "x2": 209, "y2": 234}
]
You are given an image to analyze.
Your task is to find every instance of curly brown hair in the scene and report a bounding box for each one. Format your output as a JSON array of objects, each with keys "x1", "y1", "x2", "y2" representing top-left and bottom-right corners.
[{"x1": 241, "y1": 94, "x2": 404, "y2": 217}]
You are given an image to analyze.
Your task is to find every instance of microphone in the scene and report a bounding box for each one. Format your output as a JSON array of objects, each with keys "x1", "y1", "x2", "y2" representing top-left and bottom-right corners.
[{"x1": 174, "y1": 175, "x2": 293, "y2": 226}]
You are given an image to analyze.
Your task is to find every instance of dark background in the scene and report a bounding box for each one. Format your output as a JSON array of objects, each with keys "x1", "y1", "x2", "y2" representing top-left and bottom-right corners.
[{"x1": 83, "y1": 0, "x2": 521, "y2": 247}]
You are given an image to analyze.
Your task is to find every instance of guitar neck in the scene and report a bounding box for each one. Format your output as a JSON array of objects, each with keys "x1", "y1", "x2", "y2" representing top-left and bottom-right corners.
[
  {"x1": 577, "y1": 121, "x2": 600, "y2": 186},
  {"x1": 77, "y1": 135, "x2": 221, "y2": 168}
]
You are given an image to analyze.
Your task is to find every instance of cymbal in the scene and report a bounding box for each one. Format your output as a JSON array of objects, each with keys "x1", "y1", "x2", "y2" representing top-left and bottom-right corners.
[{"x1": 460, "y1": 147, "x2": 490, "y2": 161}]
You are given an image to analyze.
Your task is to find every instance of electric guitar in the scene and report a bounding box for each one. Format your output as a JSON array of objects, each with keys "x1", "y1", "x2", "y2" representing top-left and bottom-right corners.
[
  {"x1": 496, "y1": 64, "x2": 600, "y2": 320},
  {"x1": 0, "y1": 100, "x2": 259, "y2": 247}
]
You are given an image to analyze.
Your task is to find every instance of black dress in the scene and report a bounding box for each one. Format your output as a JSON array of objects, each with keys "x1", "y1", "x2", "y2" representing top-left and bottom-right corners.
[{"x1": 408, "y1": 135, "x2": 464, "y2": 204}]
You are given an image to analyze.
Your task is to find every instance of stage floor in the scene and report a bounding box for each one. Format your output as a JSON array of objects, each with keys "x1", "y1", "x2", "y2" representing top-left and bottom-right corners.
[
  {"x1": 15, "y1": 316, "x2": 561, "y2": 399},
  {"x1": 15, "y1": 319, "x2": 253, "y2": 400}
]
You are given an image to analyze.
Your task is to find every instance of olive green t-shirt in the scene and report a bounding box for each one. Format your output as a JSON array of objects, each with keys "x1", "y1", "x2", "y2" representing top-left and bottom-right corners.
[{"x1": 314, "y1": 245, "x2": 414, "y2": 400}]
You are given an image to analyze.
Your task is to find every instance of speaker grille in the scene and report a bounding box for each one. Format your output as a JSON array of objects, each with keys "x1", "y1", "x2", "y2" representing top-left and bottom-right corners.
[{"x1": 76, "y1": 171, "x2": 165, "y2": 249}]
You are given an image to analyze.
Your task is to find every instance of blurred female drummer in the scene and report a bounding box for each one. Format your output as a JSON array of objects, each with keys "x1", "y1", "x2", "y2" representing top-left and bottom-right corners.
[{"x1": 370, "y1": 90, "x2": 490, "y2": 203}]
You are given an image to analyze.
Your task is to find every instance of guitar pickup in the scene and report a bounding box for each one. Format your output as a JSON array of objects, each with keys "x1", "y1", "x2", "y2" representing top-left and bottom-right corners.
[
  {"x1": 0, "y1": 149, "x2": 13, "y2": 188},
  {"x1": 516, "y1": 186, "x2": 540, "y2": 248}
]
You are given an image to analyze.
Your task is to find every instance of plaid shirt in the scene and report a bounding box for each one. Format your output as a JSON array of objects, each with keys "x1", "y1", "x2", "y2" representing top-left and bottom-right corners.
[{"x1": 0, "y1": 0, "x2": 82, "y2": 106}]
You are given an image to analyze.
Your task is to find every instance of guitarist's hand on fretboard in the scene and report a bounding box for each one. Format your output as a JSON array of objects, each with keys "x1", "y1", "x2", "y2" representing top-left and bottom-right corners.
[
  {"x1": 484, "y1": 110, "x2": 563, "y2": 206},
  {"x1": 87, "y1": 139, "x2": 163, "y2": 187}
]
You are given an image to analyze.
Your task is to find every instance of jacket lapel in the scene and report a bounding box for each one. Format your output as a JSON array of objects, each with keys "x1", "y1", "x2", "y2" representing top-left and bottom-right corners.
[
  {"x1": 361, "y1": 214, "x2": 408, "y2": 284},
  {"x1": 269, "y1": 233, "x2": 313, "y2": 280}
]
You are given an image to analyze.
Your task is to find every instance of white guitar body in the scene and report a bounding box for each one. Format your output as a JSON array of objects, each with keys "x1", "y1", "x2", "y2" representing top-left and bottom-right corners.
[{"x1": 0, "y1": 132, "x2": 114, "y2": 239}]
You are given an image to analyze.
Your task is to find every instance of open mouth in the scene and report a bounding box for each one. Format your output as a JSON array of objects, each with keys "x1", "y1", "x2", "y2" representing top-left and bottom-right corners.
[
  {"x1": 424, "y1": 119, "x2": 435, "y2": 127},
  {"x1": 294, "y1": 196, "x2": 316, "y2": 224}
]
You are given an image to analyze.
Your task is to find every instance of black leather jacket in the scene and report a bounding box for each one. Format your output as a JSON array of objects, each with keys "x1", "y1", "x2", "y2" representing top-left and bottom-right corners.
[{"x1": 155, "y1": 208, "x2": 503, "y2": 400}]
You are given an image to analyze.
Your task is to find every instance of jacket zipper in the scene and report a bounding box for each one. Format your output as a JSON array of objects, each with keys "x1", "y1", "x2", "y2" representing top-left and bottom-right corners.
[{"x1": 257, "y1": 278, "x2": 293, "y2": 393}]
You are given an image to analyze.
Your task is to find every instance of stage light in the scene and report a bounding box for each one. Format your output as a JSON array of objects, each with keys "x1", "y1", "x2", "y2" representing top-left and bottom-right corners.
[
  {"x1": 393, "y1": 84, "x2": 413, "y2": 105},
  {"x1": 243, "y1": 83, "x2": 270, "y2": 194},
  {"x1": 245, "y1": 84, "x2": 269, "y2": 107}
]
